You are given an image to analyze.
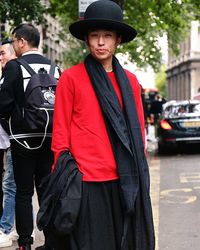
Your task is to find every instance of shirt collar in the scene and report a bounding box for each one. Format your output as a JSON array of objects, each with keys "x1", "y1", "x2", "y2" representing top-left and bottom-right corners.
[{"x1": 22, "y1": 50, "x2": 42, "y2": 56}]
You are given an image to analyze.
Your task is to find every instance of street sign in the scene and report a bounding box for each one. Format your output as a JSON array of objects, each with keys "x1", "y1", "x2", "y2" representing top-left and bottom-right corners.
[{"x1": 79, "y1": 0, "x2": 98, "y2": 19}]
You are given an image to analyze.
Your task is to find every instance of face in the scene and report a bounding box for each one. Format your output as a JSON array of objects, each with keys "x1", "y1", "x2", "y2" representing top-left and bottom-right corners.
[
  {"x1": 12, "y1": 34, "x2": 23, "y2": 57},
  {"x1": 87, "y1": 29, "x2": 121, "y2": 68},
  {"x1": 0, "y1": 43, "x2": 16, "y2": 68}
]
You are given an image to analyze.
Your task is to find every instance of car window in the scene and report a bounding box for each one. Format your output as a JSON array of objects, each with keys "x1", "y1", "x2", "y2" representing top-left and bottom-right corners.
[
  {"x1": 193, "y1": 104, "x2": 200, "y2": 113},
  {"x1": 163, "y1": 103, "x2": 200, "y2": 117}
]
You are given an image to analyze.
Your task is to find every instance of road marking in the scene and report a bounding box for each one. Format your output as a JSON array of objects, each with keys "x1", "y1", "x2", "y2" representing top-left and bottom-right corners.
[
  {"x1": 160, "y1": 188, "x2": 197, "y2": 204},
  {"x1": 180, "y1": 172, "x2": 200, "y2": 183},
  {"x1": 149, "y1": 156, "x2": 160, "y2": 250}
]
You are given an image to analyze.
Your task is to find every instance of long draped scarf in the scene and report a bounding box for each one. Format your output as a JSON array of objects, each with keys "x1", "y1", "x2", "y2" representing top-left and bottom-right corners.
[{"x1": 84, "y1": 54, "x2": 155, "y2": 250}]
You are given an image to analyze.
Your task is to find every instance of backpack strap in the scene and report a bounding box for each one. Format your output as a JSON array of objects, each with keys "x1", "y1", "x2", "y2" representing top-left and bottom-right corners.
[
  {"x1": 49, "y1": 62, "x2": 56, "y2": 76},
  {"x1": 16, "y1": 58, "x2": 37, "y2": 76},
  {"x1": 17, "y1": 58, "x2": 60, "y2": 78}
]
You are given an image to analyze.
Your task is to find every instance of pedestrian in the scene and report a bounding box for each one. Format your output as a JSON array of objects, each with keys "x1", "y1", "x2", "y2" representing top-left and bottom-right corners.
[
  {"x1": 0, "y1": 24, "x2": 60, "y2": 250},
  {"x1": 51, "y1": 1, "x2": 155, "y2": 250},
  {"x1": 0, "y1": 39, "x2": 18, "y2": 248},
  {"x1": 150, "y1": 94, "x2": 163, "y2": 124}
]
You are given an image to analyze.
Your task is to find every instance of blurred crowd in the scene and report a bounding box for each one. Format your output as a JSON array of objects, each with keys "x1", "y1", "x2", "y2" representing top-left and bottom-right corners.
[{"x1": 141, "y1": 86, "x2": 167, "y2": 134}]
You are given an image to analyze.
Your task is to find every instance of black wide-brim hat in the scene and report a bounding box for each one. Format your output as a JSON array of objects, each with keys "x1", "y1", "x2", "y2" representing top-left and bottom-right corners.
[{"x1": 69, "y1": 0, "x2": 137, "y2": 43}]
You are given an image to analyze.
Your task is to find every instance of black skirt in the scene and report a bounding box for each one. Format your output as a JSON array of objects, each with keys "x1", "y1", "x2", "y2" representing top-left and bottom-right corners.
[{"x1": 53, "y1": 180, "x2": 134, "y2": 250}]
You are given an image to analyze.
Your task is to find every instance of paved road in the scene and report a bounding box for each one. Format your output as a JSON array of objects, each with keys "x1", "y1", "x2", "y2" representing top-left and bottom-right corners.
[{"x1": 147, "y1": 125, "x2": 200, "y2": 250}]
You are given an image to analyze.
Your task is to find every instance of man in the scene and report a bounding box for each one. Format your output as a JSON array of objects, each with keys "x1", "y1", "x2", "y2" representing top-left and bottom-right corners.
[
  {"x1": 0, "y1": 24, "x2": 60, "y2": 250},
  {"x1": 0, "y1": 39, "x2": 18, "y2": 248},
  {"x1": 0, "y1": 39, "x2": 16, "y2": 219},
  {"x1": 52, "y1": 1, "x2": 155, "y2": 250}
]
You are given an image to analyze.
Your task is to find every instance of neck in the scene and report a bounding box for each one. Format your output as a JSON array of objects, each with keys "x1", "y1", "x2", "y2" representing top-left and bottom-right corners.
[
  {"x1": 101, "y1": 60, "x2": 113, "y2": 72},
  {"x1": 24, "y1": 48, "x2": 38, "y2": 53},
  {"x1": 105, "y1": 66, "x2": 113, "y2": 72},
  {"x1": 91, "y1": 54, "x2": 113, "y2": 72},
  {"x1": 21, "y1": 47, "x2": 38, "y2": 55}
]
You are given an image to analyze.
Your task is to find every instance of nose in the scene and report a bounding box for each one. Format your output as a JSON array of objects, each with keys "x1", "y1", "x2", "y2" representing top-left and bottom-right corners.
[{"x1": 98, "y1": 35, "x2": 105, "y2": 45}]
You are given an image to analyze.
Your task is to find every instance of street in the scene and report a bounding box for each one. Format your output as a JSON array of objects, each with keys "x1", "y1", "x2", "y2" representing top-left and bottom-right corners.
[
  {"x1": 148, "y1": 126, "x2": 200, "y2": 250},
  {"x1": 3, "y1": 125, "x2": 200, "y2": 249}
]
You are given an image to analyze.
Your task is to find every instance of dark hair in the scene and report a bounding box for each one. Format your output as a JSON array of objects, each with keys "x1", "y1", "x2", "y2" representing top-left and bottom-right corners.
[
  {"x1": 1, "y1": 38, "x2": 13, "y2": 45},
  {"x1": 12, "y1": 23, "x2": 40, "y2": 48}
]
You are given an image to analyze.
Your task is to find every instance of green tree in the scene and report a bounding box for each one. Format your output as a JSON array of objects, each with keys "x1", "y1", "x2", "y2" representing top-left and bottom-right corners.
[
  {"x1": 0, "y1": 0, "x2": 45, "y2": 32},
  {"x1": 49, "y1": 0, "x2": 200, "y2": 70},
  {"x1": 1, "y1": 0, "x2": 199, "y2": 71},
  {"x1": 155, "y1": 64, "x2": 167, "y2": 98}
]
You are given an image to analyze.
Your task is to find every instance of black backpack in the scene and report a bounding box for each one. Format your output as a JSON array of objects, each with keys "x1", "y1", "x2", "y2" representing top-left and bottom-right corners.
[{"x1": 9, "y1": 58, "x2": 58, "y2": 149}]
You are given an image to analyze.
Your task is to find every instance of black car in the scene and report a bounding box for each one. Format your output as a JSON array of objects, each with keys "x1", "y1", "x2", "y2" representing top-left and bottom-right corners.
[{"x1": 157, "y1": 100, "x2": 200, "y2": 153}]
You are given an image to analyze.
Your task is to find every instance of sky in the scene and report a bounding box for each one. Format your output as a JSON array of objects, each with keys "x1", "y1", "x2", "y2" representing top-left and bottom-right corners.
[{"x1": 117, "y1": 35, "x2": 168, "y2": 89}]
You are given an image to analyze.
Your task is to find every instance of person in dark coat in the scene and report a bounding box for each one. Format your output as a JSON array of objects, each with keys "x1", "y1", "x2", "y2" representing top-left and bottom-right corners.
[{"x1": 51, "y1": 1, "x2": 155, "y2": 250}]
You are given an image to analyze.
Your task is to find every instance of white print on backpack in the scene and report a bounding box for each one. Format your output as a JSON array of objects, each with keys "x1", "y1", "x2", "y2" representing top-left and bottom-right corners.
[{"x1": 43, "y1": 88, "x2": 55, "y2": 105}]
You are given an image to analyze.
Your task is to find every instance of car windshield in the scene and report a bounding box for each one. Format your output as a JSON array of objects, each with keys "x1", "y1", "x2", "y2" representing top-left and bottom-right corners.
[{"x1": 163, "y1": 103, "x2": 200, "y2": 117}]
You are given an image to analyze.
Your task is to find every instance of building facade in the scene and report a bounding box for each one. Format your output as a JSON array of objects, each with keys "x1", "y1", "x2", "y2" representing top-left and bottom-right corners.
[
  {"x1": 39, "y1": 0, "x2": 67, "y2": 69},
  {"x1": 167, "y1": 21, "x2": 200, "y2": 101}
]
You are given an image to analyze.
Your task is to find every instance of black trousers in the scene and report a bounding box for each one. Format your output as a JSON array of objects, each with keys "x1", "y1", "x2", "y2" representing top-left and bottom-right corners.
[
  {"x1": 11, "y1": 137, "x2": 53, "y2": 246},
  {"x1": 0, "y1": 149, "x2": 4, "y2": 218}
]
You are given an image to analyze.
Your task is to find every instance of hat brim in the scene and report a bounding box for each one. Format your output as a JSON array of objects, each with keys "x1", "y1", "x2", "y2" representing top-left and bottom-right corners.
[{"x1": 69, "y1": 19, "x2": 137, "y2": 43}]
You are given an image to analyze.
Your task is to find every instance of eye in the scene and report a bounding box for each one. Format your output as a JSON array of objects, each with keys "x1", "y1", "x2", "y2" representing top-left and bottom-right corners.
[
  {"x1": 89, "y1": 32, "x2": 98, "y2": 37},
  {"x1": 105, "y1": 33, "x2": 112, "y2": 37}
]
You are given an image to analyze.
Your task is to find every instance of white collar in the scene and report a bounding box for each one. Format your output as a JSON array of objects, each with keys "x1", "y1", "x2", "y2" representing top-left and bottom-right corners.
[{"x1": 22, "y1": 50, "x2": 42, "y2": 56}]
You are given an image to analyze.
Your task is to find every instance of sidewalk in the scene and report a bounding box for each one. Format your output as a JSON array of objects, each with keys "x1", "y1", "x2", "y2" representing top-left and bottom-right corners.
[
  {"x1": 2, "y1": 192, "x2": 44, "y2": 250},
  {"x1": 146, "y1": 125, "x2": 158, "y2": 153}
]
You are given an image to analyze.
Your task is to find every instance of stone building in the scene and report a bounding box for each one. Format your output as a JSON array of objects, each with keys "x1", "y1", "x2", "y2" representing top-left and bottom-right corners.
[
  {"x1": 167, "y1": 21, "x2": 200, "y2": 101},
  {"x1": 0, "y1": 0, "x2": 67, "y2": 69},
  {"x1": 39, "y1": 0, "x2": 67, "y2": 69}
]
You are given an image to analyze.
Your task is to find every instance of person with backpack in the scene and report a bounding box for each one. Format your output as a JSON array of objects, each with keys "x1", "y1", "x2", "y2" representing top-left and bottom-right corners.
[
  {"x1": 51, "y1": 1, "x2": 155, "y2": 250},
  {"x1": 0, "y1": 23, "x2": 60, "y2": 250}
]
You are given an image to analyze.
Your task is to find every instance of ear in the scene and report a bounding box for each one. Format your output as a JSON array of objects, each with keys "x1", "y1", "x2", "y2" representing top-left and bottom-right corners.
[
  {"x1": 85, "y1": 40, "x2": 91, "y2": 49},
  {"x1": 20, "y1": 38, "x2": 26, "y2": 45},
  {"x1": 117, "y1": 36, "x2": 122, "y2": 46},
  {"x1": 85, "y1": 35, "x2": 89, "y2": 46}
]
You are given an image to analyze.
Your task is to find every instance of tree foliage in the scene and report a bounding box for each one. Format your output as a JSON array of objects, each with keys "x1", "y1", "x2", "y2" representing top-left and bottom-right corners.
[
  {"x1": 0, "y1": 0, "x2": 199, "y2": 71},
  {"x1": 49, "y1": 0, "x2": 200, "y2": 71},
  {"x1": 155, "y1": 64, "x2": 167, "y2": 98},
  {"x1": 0, "y1": 0, "x2": 45, "y2": 30}
]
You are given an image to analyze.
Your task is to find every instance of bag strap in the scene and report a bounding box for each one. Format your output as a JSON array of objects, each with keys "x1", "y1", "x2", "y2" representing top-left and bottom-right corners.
[
  {"x1": 17, "y1": 58, "x2": 58, "y2": 77},
  {"x1": 9, "y1": 108, "x2": 50, "y2": 150},
  {"x1": 16, "y1": 58, "x2": 36, "y2": 76},
  {"x1": 49, "y1": 62, "x2": 57, "y2": 76}
]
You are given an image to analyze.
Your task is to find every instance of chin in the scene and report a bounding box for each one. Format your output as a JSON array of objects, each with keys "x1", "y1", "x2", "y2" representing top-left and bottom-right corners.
[{"x1": 94, "y1": 54, "x2": 111, "y2": 61}]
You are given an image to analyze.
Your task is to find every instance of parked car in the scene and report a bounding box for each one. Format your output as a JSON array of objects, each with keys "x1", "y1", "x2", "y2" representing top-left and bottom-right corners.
[{"x1": 157, "y1": 100, "x2": 200, "y2": 153}]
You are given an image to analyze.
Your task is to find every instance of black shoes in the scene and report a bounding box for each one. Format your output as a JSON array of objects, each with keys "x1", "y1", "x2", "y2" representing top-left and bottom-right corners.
[
  {"x1": 16, "y1": 245, "x2": 31, "y2": 250},
  {"x1": 16, "y1": 244, "x2": 53, "y2": 250},
  {"x1": 35, "y1": 246, "x2": 45, "y2": 250},
  {"x1": 35, "y1": 245, "x2": 53, "y2": 250}
]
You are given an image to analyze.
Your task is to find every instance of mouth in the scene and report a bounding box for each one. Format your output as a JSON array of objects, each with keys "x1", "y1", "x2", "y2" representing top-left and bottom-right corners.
[{"x1": 96, "y1": 49, "x2": 108, "y2": 54}]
